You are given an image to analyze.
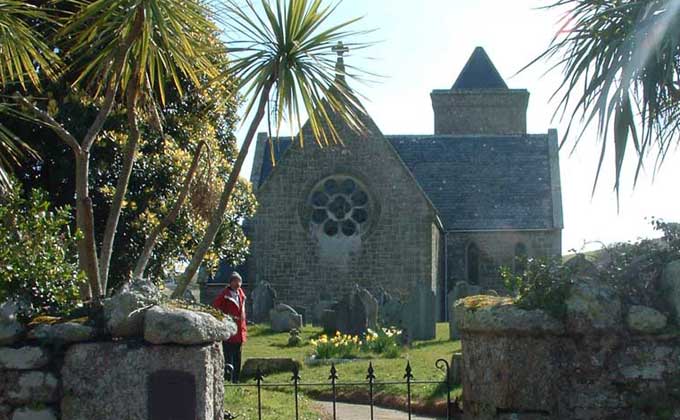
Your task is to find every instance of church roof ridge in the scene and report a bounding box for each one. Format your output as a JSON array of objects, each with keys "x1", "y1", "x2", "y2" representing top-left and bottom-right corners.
[{"x1": 451, "y1": 46, "x2": 508, "y2": 90}]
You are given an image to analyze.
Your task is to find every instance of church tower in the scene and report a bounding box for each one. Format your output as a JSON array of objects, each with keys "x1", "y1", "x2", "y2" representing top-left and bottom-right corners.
[{"x1": 430, "y1": 47, "x2": 529, "y2": 135}]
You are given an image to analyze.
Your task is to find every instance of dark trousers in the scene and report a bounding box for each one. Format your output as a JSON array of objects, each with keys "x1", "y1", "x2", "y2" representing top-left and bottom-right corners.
[{"x1": 223, "y1": 342, "x2": 242, "y2": 383}]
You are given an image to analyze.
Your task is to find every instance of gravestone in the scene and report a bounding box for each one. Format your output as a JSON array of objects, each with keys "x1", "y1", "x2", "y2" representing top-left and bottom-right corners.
[
  {"x1": 321, "y1": 287, "x2": 371, "y2": 335},
  {"x1": 448, "y1": 281, "x2": 483, "y2": 340},
  {"x1": 269, "y1": 304, "x2": 302, "y2": 332},
  {"x1": 312, "y1": 300, "x2": 336, "y2": 325},
  {"x1": 380, "y1": 299, "x2": 405, "y2": 329},
  {"x1": 251, "y1": 282, "x2": 277, "y2": 323},
  {"x1": 404, "y1": 287, "x2": 436, "y2": 341},
  {"x1": 356, "y1": 287, "x2": 379, "y2": 330},
  {"x1": 375, "y1": 286, "x2": 393, "y2": 307},
  {"x1": 148, "y1": 370, "x2": 196, "y2": 420}
]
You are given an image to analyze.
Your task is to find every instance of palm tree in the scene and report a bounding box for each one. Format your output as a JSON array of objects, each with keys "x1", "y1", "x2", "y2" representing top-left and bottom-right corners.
[
  {"x1": 529, "y1": 0, "x2": 680, "y2": 195},
  {"x1": 172, "y1": 0, "x2": 372, "y2": 298},
  {"x1": 19, "y1": 0, "x2": 230, "y2": 297},
  {"x1": 0, "y1": 1, "x2": 60, "y2": 192}
]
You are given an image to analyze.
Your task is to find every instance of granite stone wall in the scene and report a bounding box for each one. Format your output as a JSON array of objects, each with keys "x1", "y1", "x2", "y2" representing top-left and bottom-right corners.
[
  {"x1": 446, "y1": 229, "x2": 562, "y2": 292},
  {"x1": 249, "y1": 120, "x2": 441, "y2": 315},
  {"x1": 0, "y1": 286, "x2": 232, "y2": 420},
  {"x1": 454, "y1": 259, "x2": 680, "y2": 420}
]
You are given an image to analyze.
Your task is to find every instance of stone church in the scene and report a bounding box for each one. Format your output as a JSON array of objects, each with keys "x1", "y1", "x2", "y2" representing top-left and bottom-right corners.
[{"x1": 244, "y1": 47, "x2": 563, "y2": 320}]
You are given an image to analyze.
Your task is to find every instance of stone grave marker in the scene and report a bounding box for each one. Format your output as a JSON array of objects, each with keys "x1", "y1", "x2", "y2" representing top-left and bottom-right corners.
[
  {"x1": 251, "y1": 282, "x2": 277, "y2": 323},
  {"x1": 269, "y1": 304, "x2": 302, "y2": 332},
  {"x1": 404, "y1": 287, "x2": 436, "y2": 341},
  {"x1": 448, "y1": 281, "x2": 483, "y2": 340},
  {"x1": 356, "y1": 286, "x2": 378, "y2": 330}
]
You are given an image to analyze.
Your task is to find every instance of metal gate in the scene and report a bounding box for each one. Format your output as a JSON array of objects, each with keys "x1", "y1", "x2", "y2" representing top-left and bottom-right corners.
[{"x1": 225, "y1": 359, "x2": 453, "y2": 420}]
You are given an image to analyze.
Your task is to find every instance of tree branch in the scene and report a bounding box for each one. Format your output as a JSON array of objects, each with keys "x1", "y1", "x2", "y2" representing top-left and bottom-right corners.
[
  {"x1": 14, "y1": 93, "x2": 81, "y2": 153},
  {"x1": 171, "y1": 75, "x2": 276, "y2": 299},
  {"x1": 98, "y1": 63, "x2": 144, "y2": 293},
  {"x1": 81, "y1": 7, "x2": 145, "y2": 152},
  {"x1": 132, "y1": 141, "x2": 207, "y2": 281}
]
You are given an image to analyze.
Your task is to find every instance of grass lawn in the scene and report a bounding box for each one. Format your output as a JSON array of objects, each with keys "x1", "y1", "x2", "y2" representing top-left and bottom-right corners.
[{"x1": 224, "y1": 322, "x2": 461, "y2": 419}]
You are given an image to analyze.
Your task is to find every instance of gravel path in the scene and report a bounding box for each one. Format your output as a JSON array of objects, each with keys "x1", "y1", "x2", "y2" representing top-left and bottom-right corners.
[{"x1": 313, "y1": 401, "x2": 442, "y2": 420}]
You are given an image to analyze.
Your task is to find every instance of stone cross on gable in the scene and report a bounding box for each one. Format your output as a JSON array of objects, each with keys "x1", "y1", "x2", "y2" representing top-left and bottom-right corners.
[{"x1": 332, "y1": 41, "x2": 349, "y2": 83}]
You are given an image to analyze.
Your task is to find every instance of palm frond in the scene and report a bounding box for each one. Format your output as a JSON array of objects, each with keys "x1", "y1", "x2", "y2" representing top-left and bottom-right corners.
[
  {"x1": 0, "y1": 1, "x2": 60, "y2": 192},
  {"x1": 60, "y1": 0, "x2": 226, "y2": 105},
  {"x1": 0, "y1": 0, "x2": 61, "y2": 90},
  {"x1": 224, "y1": 0, "x2": 374, "y2": 147},
  {"x1": 532, "y1": 0, "x2": 680, "y2": 195}
]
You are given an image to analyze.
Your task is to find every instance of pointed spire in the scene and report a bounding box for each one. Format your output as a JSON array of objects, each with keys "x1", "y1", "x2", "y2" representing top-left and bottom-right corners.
[
  {"x1": 452, "y1": 47, "x2": 507, "y2": 89},
  {"x1": 332, "y1": 41, "x2": 349, "y2": 84}
]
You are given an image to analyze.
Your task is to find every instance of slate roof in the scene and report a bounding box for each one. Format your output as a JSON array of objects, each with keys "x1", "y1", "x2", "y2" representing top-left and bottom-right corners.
[
  {"x1": 258, "y1": 137, "x2": 293, "y2": 188},
  {"x1": 387, "y1": 135, "x2": 555, "y2": 230},
  {"x1": 254, "y1": 134, "x2": 558, "y2": 231},
  {"x1": 452, "y1": 47, "x2": 508, "y2": 89}
]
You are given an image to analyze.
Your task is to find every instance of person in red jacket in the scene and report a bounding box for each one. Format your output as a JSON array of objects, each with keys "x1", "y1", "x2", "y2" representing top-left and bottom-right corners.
[{"x1": 212, "y1": 271, "x2": 247, "y2": 383}]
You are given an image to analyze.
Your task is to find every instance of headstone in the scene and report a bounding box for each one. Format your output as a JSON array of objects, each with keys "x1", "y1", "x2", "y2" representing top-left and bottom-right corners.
[
  {"x1": 375, "y1": 286, "x2": 393, "y2": 307},
  {"x1": 251, "y1": 282, "x2": 277, "y2": 323},
  {"x1": 448, "y1": 281, "x2": 483, "y2": 340},
  {"x1": 355, "y1": 286, "x2": 379, "y2": 330},
  {"x1": 148, "y1": 370, "x2": 196, "y2": 420},
  {"x1": 450, "y1": 352, "x2": 463, "y2": 386},
  {"x1": 269, "y1": 304, "x2": 302, "y2": 332},
  {"x1": 321, "y1": 288, "x2": 370, "y2": 335},
  {"x1": 312, "y1": 300, "x2": 336, "y2": 325},
  {"x1": 404, "y1": 287, "x2": 436, "y2": 341},
  {"x1": 380, "y1": 299, "x2": 405, "y2": 329}
]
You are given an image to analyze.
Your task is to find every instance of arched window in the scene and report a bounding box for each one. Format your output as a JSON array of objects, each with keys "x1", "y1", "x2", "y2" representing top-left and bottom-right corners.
[
  {"x1": 514, "y1": 242, "x2": 528, "y2": 274},
  {"x1": 466, "y1": 243, "x2": 480, "y2": 285}
]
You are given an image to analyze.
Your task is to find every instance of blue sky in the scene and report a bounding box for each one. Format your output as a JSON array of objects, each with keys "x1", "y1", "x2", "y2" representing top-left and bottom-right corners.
[{"x1": 236, "y1": 0, "x2": 680, "y2": 253}]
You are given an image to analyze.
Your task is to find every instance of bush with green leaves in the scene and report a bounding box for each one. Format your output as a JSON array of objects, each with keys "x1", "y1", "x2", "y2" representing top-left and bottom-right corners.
[
  {"x1": 0, "y1": 183, "x2": 84, "y2": 320},
  {"x1": 501, "y1": 257, "x2": 573, "y2": 319},
  {"x1": 501, "y1": 219, "x2": 680, "y2": 320}
]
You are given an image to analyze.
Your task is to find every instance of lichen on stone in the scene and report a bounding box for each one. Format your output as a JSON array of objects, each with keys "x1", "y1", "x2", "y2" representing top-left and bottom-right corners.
[{"x1": 459, "y1": 295, "x2": 514, "y2": 311}]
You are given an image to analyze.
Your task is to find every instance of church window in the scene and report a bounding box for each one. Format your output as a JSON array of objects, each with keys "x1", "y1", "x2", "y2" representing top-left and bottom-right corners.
[
  {"x1": 324, "y1": 220, "x2": 339, "y2": 236},
  {"x1": 312, "y1": 191, "x2": 329, "y2": 207},
  {"x1": 467, "y1": 242, "x2": 480, "y2": 284},
  {"x1": 309, "y1": 175, "x2": 370, "y2": 238}
]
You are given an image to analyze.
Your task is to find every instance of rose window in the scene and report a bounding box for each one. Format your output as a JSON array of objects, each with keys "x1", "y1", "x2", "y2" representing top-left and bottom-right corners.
[{"x1": 309, "y1": 176, "x2": 370, "y2": 237}]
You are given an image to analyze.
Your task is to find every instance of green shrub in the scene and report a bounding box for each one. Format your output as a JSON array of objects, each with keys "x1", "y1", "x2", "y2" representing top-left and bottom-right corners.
[
  {"x1": 501, "y1": 219, "x2": 680, "y2": 319},
  {"x1": 0, "y1": 183, "x2": 84, "y2": 320},
  {"x1": 501, "y1": 256, "x2": 572, "y2": 319}
]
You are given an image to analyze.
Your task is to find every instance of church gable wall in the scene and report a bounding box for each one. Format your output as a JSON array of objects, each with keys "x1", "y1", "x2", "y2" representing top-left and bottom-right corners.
[
  {"x1": 249, "y1": 132, "x2": 438, "y2": 314},
  {"x1": 446, "y1": 230, "x2": 562, "y2": 293}
]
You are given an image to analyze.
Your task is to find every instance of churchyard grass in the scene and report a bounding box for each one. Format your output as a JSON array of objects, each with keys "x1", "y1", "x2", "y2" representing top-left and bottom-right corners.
[
  {"x1": 224, "y1": 322, "x2": 461, "y2": 416},
  {"x1": 224, "y1": 386, "x2": 327, "y2": 419}
]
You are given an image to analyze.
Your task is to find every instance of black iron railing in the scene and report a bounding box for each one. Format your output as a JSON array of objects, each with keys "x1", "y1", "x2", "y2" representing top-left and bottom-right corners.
[{"x1": 225, "y1": 359, "x2": 452, "y2": 420}]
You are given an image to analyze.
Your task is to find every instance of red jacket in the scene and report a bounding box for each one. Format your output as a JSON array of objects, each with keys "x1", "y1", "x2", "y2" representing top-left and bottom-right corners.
[{"x1": 212, "y1": 287, "x2": 247, "y2": 343}]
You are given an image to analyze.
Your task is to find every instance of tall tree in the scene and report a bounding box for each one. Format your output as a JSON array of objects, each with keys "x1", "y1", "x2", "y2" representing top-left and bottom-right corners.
[
  {"x1": 16, "y1": 0, "x2": 230, "y2": 297},
  {"x1": 172, "y1": 0, "x2": 373, "y2": 298},
  {"x1": 529, "y1": 0, "x2": 680, "y2": 194}
]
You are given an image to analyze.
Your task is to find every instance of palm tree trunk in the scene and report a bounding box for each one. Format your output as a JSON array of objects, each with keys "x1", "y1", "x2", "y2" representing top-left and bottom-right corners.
[
  {"x1": 98, "y1": 70, "x2": 143, "y2": 293},
  {"x1": 132, "y1": 141, "x2": 207, "y2": 280},
  {"x1": 171, "y1": 77, "x2": 275, "y2": 299},
  {"x1": 75, "y1": 150, "x2": 101, "y2": 298}
]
